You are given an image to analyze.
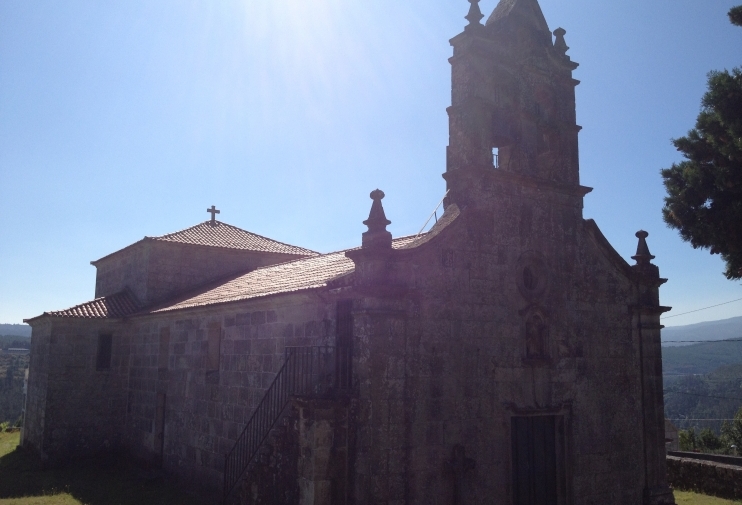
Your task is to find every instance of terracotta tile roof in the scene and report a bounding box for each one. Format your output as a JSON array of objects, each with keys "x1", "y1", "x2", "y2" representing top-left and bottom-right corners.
[
  {"x1": 149, "y1": 221, "x2": 318, "y2": 256},
  {"x1": 27, "y1": 232, "x2": 435, "y2": 322},
  {"x1": 147, "y1": 235, "x2": 422, "y2": 314},
  {"x1": 25, "y1": 291, "x2": 140, "y2": 321}
]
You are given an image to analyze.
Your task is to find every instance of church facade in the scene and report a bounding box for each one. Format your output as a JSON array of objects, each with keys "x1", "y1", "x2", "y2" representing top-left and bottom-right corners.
[{"x1": 23, "y1": 1, "x2": 676, "y2": 504}]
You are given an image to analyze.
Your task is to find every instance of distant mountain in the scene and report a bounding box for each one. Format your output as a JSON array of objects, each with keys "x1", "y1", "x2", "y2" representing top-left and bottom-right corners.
[
  {"x1": 0, "y1": 324, "x2": 31, "y2": 338},
  {"x1": 662, "y1": 315, "x2": 742, "y2": 347}
]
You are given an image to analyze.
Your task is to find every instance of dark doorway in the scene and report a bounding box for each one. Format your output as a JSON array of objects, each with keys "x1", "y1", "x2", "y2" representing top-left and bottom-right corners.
[{"x1": 511, "y1": 415, "x2": 566, "y2": 505}]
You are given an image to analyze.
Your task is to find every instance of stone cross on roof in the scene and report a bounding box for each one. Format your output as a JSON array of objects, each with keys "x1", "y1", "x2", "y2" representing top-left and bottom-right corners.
[{"x1": 207, "y1": 205, "x2": 220, "y2": 226}]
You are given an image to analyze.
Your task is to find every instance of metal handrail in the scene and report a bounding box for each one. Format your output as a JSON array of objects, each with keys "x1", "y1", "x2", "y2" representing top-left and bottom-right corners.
[{"x1": 222, "y1": 346, "x2": 336, "y2": 503}]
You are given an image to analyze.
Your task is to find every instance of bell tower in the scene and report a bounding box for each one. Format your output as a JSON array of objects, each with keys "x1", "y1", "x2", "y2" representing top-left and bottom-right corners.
[{"x1": 446, "y1": 0, "x2": 582, "y2": 193}]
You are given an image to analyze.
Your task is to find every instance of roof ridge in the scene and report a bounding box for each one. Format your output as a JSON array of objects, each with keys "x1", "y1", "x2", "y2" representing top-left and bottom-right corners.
[{"x1": 149, "y1": 220, "x2": 319, "y2": 256}]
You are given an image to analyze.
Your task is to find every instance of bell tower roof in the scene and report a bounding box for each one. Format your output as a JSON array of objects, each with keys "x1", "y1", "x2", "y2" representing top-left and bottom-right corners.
[{"x1": 486, "y1": 0, "x2": 550, "y2": 34}]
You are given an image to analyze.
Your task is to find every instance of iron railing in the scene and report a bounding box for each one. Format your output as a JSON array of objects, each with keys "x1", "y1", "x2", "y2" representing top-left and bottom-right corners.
[{"x1": 222, "y1": 346, "x2": 337, "y2": 503}]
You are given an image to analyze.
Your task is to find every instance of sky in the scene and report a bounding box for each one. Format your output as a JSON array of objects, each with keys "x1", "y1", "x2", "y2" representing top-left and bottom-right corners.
[{"x1": 1, "y1": 0, "x2": 741, "y2": 327}]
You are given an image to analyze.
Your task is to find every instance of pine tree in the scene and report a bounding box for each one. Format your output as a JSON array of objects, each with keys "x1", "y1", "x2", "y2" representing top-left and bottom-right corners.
[
  {"x1": 661, "y1": 7, "x2": 742, "y2": 279},
  {"x1": 730, "y1": 6, "x2": 742, "y2": 26}
]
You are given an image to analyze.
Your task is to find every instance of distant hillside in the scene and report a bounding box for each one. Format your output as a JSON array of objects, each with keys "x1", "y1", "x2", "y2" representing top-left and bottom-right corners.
[
  {"x1": 662, "y1": 315, "x2": 742, "y2": 347},
  {"x1": 662, "y1": 339, "x2": 742, "y2": 377},
  {"x1": 664, "y1": 364, "x2": 742, "y2": 434},
  {"x1": 0, "y1": 353, "x2": 29, "y2": 424},
  {"x1": 0, "y1": 324, "x2": 31, "y2": 338},
  {"x1": 0, "y1": 335, "x2": 30, "y2": 350}
]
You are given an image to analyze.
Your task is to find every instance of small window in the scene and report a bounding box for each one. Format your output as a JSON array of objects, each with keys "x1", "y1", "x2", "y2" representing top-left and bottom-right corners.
[
  {"x1": 96, "y1": 334, "x2": 113, "y2": 371},
  {"x1": 492, "y1": 147, "x2": 500, "y2": 168}
]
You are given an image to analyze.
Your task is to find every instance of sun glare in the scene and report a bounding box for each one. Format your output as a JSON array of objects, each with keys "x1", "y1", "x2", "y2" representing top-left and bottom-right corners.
[{"x1": 236, "y1": 0, "x2": 387, "y2": 123}]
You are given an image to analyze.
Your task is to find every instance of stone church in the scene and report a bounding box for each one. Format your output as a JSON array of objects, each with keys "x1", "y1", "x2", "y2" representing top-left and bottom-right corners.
[{"x1": 23, "y1": 0, "x2": 676, "y2": 503}]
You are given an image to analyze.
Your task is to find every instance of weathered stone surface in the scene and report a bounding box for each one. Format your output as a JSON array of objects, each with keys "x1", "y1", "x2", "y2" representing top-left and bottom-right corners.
[{"x1": 667, "y1": 456, "x2": 742, "y2": 500}]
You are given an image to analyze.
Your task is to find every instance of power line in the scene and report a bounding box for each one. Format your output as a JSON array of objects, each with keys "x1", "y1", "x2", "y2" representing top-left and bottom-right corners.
[
  {"x1": 662, "y1": 297, "x2": 742, "y2": 319},
  {"x1": 662, "y1": 338, "x2": 742, "y2": 343},
  {"x1": 663, "y1": 391, "x2": 742, "y2": 401},
  {"x1": 667, "y1": 418, "x2": 737, "y2": 421}
]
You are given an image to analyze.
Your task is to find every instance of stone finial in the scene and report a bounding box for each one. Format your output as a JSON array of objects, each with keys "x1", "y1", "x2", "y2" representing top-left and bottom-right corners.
[
  {"x1": 362, "y1": 189, "x2": 392, "y2": 250},
  {"x1": 553, "y1": 28, "x2": 569, "y2": 56},
  {"x1": 632, "y1": 230, "x2": 656, "y2": 265},
  {"x1": 465, "y1": 0, "x2": 485, "y2": 27}
]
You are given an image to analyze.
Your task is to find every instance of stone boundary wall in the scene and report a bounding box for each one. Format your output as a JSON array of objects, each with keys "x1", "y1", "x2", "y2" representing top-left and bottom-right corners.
[
  {"x1": 667, "y1": 451, "x2": 742, "y2": 467},
  {"x1": 667, "y1": 455, "x2": 742, "y2": 500}
]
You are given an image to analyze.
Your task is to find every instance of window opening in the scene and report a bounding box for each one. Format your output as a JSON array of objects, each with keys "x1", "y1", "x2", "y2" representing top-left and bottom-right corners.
[
  {"x1": 96, "y1": 334, "x2": 113, "y2": 371},
  {"x1": 493, "y1": 147, "x2": 500, "y2": 168}
]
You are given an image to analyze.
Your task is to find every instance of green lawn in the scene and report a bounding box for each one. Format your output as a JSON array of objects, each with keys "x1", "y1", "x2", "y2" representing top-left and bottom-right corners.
[
  {"x1": 675, "y1": 491, "x2": 742, "y2": 505},
  {"x1": 0, "y1": 431, "x2": 207, "y2": 505},
  {"x1": 0, "y1": 496, "x2": 81, "y2": 505}
]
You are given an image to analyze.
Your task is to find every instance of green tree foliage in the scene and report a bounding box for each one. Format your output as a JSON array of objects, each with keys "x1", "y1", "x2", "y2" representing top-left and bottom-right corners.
[
  {"x1": 699, "y1": 427, "x2": 724, "y2": 451},
  {"x1": 721, "y1": 406, "x2": 742, "y2": 450},
  {"x1": 661, "y1": 9, "x2": 742, "y2": 279},
  {"x1": 730, "y1": 6, "x2": 742, "y2": 26},
  {"x1": 679, "y1": 428, "x2": 698, "y2": 451},
  {"x1": 679, "y1": 424, "x2": 738, "y2": 454}
]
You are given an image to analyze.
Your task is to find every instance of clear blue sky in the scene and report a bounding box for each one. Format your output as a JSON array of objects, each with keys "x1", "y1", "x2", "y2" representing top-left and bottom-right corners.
[{"x1": 1, "y1": 0, "x2": 741, "y2": 326}]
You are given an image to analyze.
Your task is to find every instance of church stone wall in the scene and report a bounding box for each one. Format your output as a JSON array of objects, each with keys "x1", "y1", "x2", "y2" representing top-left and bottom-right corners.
[
  {"x1": 94, "y1": 240, "x2": 306, "y2": 306},
  {"x1": 94, "y1": 241, "x2": 150, "y2": 303},
  {"x1": 121, "y1": 292, "x2": 340, "y2": 495},
  {"x1": 23, "y1": 319, "x2": 51, "y2": 456},
  {"x1": 143, "y1": 241, "x2": 304, "y2": 307},
  {"x1": 24, "y1": 318, "x2": 129, "y2": 462},
  {"x1": 350, "y1": 194, "x2": 653, "y2": 505}
]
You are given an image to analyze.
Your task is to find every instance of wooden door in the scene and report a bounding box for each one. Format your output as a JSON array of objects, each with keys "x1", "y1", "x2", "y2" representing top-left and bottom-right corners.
[{"x1": 512, "y1": 415, "x2": 565, "y2": 505}]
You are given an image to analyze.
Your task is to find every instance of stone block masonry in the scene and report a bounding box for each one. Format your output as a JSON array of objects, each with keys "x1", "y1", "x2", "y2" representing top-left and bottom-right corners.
[
  {"x1": 667, "y1": 455, "x2": 742, "y2": 500},
  {"x1": 122, "y1": 294, "x2": 339, "y2": 496}
]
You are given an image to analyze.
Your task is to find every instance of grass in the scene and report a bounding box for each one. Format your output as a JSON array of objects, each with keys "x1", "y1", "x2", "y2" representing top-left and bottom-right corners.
[
  {"x1": 0, "y1": 432, "x2": 207, "y2": 505},
  {"x1": 675, "y1": 491, "x2": 742, "y2": 505},
  {"x1": 1, "y1": 431, "x2": 740, "y2": 505},
  {"x1": 0, "y1": 496, "x2": 81, "y2": 504}
]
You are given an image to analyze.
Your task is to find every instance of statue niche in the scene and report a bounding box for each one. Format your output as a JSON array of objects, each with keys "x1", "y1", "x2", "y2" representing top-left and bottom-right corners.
[{"x1": 525, "y1": 311, "x2": 548, "y2": 359}]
